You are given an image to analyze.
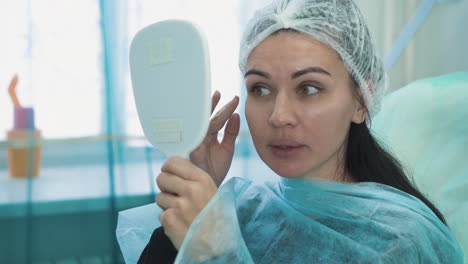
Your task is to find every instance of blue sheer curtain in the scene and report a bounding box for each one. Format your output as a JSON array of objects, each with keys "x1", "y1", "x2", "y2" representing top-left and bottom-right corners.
[{"x1": 0, "y1": 1, "x2": 129, "y2": 263}]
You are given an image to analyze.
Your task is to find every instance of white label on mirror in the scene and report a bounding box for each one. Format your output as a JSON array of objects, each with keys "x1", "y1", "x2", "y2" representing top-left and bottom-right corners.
[
  {"x1": 154, "y1": 119, "x2": 183, "y2": 143},
  {"x1": 149, "y1": 37, "x2": 173, "y2": 65}
]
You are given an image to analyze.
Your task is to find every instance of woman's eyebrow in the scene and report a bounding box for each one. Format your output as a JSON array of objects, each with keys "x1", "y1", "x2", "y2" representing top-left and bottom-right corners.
[
  {"x1": 292, "y1": 67, "x2": 332, "y2": 79},
  {"x1": 244, "y1": 67, "x2": 331, "y2": 79},
  {"x1": 244, "y1": 69, "x2": 271, "y2": 79}
]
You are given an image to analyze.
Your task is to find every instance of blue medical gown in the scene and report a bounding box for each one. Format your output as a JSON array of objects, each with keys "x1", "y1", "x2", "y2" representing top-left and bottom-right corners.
[{"x1": 117, "y1": 176, "x2": 464, "y2": 263}]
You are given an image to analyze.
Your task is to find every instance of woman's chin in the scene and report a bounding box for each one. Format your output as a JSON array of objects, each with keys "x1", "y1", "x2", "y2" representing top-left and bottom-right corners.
[
  {"x1": 259, "y1": 155, "x2": 311, "y2": 179},
  {"x1": 270, "y1": 165, "x2": 308, "y2": 179}
]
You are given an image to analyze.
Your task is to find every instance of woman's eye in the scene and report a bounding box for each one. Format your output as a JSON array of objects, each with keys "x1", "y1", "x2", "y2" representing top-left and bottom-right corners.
[
  {"x1": 299, "y1": 85, "x2": 320, "y2": 95},
  {"x1": 251, "y1": 86, "x2": 271, "y2": 96}
]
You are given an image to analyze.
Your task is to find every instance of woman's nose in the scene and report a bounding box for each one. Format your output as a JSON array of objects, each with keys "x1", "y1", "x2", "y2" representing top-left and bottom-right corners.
[{"x1": 268, "y1": 94, "x2": 297, "y2": 128}]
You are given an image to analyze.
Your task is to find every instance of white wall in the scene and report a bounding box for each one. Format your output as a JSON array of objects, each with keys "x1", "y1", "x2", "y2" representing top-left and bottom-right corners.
[{"x1": 357, "y1": 0, "x2": 468, "y2": 93}]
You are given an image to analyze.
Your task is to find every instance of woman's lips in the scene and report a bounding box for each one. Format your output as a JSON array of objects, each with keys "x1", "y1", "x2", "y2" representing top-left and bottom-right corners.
[{"x1": 269, "y1": 145, "x2": 305, "y2": 158}]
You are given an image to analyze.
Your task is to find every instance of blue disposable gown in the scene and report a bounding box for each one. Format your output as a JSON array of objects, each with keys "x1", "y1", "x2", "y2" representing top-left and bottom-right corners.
[{"x1": 117, "y1": 176, "x2": 464, "y2": 263}]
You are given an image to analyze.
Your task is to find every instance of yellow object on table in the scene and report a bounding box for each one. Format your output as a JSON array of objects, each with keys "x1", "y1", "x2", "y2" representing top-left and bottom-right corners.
[{"x1": 7, "y1": 130, "x2": 42, "y2": 178}]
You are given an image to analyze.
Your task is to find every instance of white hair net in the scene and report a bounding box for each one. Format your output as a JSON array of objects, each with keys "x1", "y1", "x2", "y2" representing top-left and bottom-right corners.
[{"x1": 239, "y1": 0, "x2": 388, "y2": 121}]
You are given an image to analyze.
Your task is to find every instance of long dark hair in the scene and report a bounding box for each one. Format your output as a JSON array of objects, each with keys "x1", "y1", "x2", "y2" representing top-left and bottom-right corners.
[{"x1": 346, "y1": 121, "x2": 447, "y2": 224}]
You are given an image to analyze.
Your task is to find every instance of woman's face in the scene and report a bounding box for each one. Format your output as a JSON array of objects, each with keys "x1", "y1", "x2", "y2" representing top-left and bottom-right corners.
[{"x1": 244, "y1": 32, "x2": 365, "y2": 181}]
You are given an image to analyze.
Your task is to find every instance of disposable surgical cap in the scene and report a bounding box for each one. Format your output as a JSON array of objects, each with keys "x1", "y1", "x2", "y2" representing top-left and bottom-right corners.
[{"x1": 239, "y1": 0, "x2": 388, "y2": 120}]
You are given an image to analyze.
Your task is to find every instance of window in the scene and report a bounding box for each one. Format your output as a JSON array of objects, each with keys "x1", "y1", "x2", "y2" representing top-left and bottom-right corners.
[{"x1": 0, "y1": 0, "x2": 102, "y2": 140}]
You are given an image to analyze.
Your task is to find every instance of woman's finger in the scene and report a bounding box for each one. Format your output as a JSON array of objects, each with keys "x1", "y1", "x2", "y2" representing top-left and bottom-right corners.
[
  {"x1": 156, "y1": 171, "x2": 187, "y2": 195},
  {"x1": 221, "y1": 113, "x2": 240, "y2": 149},
  {"x1": 211, "y1": 90, "x2": 221, "y2": 114},
  {"x1": 159, "y1": 208, "x2": 187, "y2": 250},
  {"x1": 162, "y1": 157, "x2": 208, "y2": 182},
  {"x1": 207, "y1": 96, "x2": 240, "y2": 137},
  {"x1": 156, "y1": 192, "x2": 179, "y2": 210},
  {"x1": 156, "y1": 171, "x2": 187, "y2": 194}
]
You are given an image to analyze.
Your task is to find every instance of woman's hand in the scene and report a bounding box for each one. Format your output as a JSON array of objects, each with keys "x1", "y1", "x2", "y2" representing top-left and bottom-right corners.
[
  {"x1": 189, "y1": 91, "x2": 240, "y2": 186},
  {"x1": 156, "y1": 157, "x2": 218, "y2": 250}
]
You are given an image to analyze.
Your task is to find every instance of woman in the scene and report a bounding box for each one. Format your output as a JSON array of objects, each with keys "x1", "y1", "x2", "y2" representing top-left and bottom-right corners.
[{"x1": 135, "y1": 0, "x2": 464, "y2": 263}]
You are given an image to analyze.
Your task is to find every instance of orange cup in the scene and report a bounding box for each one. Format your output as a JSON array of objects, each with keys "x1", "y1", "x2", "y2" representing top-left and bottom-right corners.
[{"x1": 7, "y1": 130, "x2": 42, "y2": 178}]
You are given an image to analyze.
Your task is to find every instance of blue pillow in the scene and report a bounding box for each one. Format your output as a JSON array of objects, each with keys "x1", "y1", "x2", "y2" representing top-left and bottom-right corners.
[{"x1": 372, "y1": 72, "x2": 468, "y2": 262}]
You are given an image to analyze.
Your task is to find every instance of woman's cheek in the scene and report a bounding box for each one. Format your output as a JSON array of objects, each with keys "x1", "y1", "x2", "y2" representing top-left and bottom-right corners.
[
  {"x1": 306, "y1": 103, "x2": 350, "y2": 149},
  {"x1": 245, "y1": 100, "x2": 261, "y2": 126},
  {"x1": 245, "y1": 101, "x2": 268, "y2": 139}
]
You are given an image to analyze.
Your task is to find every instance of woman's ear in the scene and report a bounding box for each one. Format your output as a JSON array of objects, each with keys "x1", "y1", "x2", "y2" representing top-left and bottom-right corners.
[
  {"x1": 351, "y1": 100, "x2": 367, "y2": 124},
  {"x1": 351, "y1": 80, "x2": 372, "y2": 124}
]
